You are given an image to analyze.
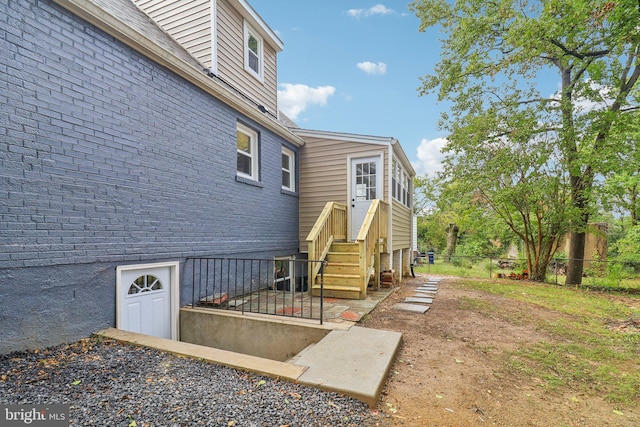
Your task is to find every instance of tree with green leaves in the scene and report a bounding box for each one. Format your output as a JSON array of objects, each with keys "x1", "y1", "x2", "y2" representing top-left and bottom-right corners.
[
  {"x1": 411, "y1": 0, "x2": 640, "y2": 284},
  {"x1": 601, "y1": 115, "x2": 640, "y2": 225}
]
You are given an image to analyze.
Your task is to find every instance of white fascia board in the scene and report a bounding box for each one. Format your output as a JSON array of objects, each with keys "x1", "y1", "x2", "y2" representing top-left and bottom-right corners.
[
  {"x1": 230, "y1": 0, "x2": 283, "y2": 52},
  {"x1": 53, "y1": 0, "x2": 303, "y2": 147},
  {"x1": 292, "y1": 128, "x2": 395, "y2": 146},
  {"x1": 392, "y1": 140, "x2": 416, "y2": 176}
]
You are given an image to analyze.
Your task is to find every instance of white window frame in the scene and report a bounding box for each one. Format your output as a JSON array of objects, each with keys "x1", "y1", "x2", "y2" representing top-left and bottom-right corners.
[
  {"x1": 244, "y1": 21, "x2": 263, "y2": 81},
  {"x1": 281, "y1": 146, "x2": 295, "y2": 192},
  {"x1": 274, "y1": 256, "x2": 295, "y2": 292},
  {"x1": 392, "y1": 157, "x2": 411, "y2": 208},
  {"x1": 237, "y1": 122, "x2": 259, "y2": 181}
]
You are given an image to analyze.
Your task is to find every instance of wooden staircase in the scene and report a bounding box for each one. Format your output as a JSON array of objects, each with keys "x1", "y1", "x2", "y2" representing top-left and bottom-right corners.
[
  {"x1": 306, "y1": 200, "x2": 388, "y2": 300},
  {"x1": 312, "y1": 242, "x2": 364, "y2": 299}
]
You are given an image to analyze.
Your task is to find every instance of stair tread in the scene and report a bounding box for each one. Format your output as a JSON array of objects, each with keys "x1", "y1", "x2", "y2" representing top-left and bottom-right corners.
[
  {"x1": 322, "y1": 273, "x2": 359, "y2": 278},
  {"x1": 312, "y1": 284, "x2": 362, "y2": 291}
]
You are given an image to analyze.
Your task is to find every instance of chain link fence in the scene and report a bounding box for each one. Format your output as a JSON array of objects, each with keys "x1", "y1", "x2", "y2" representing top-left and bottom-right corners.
[{"x1": 413, "y1": 253, "x2": 640, "y2": 292}]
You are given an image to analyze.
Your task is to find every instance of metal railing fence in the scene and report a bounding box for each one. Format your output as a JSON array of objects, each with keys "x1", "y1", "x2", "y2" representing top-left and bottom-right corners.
[{"x1": 186, "y1": 257, "x2": 327, "y2": 323}]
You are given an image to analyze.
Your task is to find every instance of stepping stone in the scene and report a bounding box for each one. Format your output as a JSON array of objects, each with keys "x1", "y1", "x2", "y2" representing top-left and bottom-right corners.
[
  {"x1": 418, "y1": 286, "x2": 438, "y2": 292},
  {"x1": 393, "y1": 303, "x2": 430, "y2": 313},
  {"x1": 405, "y1": 297, "x2": 433, "y2": 304},
  {"x1": 414, "y1": 292, "x2": 436, "y2": 298}
]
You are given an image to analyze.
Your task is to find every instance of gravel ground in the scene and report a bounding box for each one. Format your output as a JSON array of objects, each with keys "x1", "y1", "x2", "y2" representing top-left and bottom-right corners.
[{"x1": 0, "y1": 337, "x2": 389, "y2": 426}]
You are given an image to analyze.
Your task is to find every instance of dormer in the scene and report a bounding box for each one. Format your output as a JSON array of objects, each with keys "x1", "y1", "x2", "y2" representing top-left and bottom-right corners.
[{"x1": 132, "y1": 0, "x2": 282, "y2": 116}]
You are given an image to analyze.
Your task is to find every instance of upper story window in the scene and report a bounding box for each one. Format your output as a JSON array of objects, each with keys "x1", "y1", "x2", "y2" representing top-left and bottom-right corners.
[
  {"x1": 392, "y1": 157, "x2": 411, "y2": 208},
  {"x1": 244, "y1": 22, "x2": 263, "y2": 81},
  {"x1": 281, "y1": 147, "x2": 295, "y2": 192},
  {"x1": 237, "y1": 122, "x2": 259, "y2": 181}
]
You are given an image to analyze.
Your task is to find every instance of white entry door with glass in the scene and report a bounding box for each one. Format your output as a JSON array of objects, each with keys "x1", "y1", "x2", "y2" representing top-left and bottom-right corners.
[{"x1": 350, "y1": 156, "x2": 382, "y2": 240}]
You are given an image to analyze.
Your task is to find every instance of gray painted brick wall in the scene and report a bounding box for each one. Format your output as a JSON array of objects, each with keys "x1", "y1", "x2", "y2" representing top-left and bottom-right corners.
[{"x1": 0, "y1": 0, "x2": 300, "y2": 352}]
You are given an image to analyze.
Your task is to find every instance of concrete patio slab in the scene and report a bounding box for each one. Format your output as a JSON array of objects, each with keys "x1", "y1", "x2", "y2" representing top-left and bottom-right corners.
[{"x1": 294, "y1": 326, "x2": 402, "y2": 407}]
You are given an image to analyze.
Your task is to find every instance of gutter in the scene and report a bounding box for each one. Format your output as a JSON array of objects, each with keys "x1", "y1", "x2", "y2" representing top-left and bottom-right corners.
[{"x1": 52, "y1": 0, "x2": 305, "y2": 148}]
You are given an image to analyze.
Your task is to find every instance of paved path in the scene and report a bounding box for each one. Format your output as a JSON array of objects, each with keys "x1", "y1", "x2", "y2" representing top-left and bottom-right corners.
[{"x1": 392, "y1": 277, "x2": 441, "y2": 314}]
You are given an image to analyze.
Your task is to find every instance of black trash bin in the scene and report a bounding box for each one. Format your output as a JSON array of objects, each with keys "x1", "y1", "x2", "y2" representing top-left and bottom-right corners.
[{"x1": 428, "y1": 251, "x2": 435, "y2": 264}]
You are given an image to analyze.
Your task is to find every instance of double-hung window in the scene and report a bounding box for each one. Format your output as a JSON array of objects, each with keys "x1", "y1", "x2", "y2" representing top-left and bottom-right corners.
[
  {"x1": 244, "y1": 22, "x2": 263, "y2": 81},
  {"x1": 392, "y1": 157, "x2": 411, "y2": 208},
  {"x1": 237, "y1": 122, "x2": 259, "y2": 181},
  {"x1": 281, "y1": 146, "x2": 295, "y2": 192}
]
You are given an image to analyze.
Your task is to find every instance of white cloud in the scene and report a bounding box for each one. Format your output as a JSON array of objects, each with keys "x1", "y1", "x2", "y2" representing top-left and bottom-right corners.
[
  {"x1": 357, "y1": 61, "x2": 387, "y2": 75},
  {"x1": 413, "y1": 137, "x2": 448, "y2": 177},
  {"x1": 277, "y1": 83, "x2": 336, "y2": 120},
  {"x1": 346, "y1": 4, "x2": 394, "y2": 18}
]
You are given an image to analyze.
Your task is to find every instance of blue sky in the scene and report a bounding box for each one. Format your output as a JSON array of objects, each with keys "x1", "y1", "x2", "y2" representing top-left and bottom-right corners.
[{"x1": 248, "y1": 1, "x2": 448, "y2": 177}]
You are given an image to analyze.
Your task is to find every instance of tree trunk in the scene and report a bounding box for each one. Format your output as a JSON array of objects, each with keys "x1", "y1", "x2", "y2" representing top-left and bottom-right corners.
[
  {"x1": 444, "y1": 223, "x2": 459, "y2": 262},
  {"x1": 566, "y1": 172, "x2": 590, "y2": 285},
  {"x1": 566, "y1": 230, "x2": 586, "y2": 285}
]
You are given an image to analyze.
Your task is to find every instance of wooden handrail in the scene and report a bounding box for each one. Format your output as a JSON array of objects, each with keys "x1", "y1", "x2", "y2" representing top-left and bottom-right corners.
[
  {"x1": 355, "y1": 199, "x2": 389, "y2": 292},
  {"x1": 306, "y1": 202, "x2": 347, "y2": 285}
]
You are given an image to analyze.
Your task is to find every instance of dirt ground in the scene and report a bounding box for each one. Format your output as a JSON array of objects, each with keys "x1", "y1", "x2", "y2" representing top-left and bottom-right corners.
[{"x1": 360, "y1": 274, "x2": 640, "y2": 427}]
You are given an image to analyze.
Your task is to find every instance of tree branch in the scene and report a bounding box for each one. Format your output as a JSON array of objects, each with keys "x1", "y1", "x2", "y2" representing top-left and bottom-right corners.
[{"x1": 548, "y1": 38, "x2": 611, "y2": 60}]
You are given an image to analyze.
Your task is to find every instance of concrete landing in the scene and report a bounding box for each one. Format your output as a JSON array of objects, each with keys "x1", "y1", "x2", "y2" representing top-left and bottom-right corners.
[{"x1": 293, "y1": 326, "x2": 402, "y2": 407}]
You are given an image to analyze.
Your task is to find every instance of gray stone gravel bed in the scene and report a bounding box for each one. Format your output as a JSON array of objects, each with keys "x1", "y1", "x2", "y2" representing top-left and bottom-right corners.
[{"x1": 0, "y1": 337, "x2": 388, "y2": 426}]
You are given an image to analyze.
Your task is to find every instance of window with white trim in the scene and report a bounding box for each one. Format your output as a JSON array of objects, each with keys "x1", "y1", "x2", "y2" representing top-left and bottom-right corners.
[
  {"x1": 281, "y1": 146, "x2": 295, "y2": 192},
  {"x1": 274, "y1": 256, "x2": 294, "y2": 291},
  {"x1": 244, "y1": 22, "x2": 263, "y2": 81},
  {"x1": 237, "y1": 122, "x2": 259, "y2": 180},
  {"x1": 392, "y1": 157, "x2": 411, "y2": 208}
]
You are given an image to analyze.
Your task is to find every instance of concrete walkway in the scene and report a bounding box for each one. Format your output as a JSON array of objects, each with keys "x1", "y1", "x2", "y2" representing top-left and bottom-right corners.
[{"x1": 393, "y1": 277, "x2": 442, "y2": 313}]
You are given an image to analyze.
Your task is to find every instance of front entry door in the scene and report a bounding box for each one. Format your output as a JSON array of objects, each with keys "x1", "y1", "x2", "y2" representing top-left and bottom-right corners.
[
  {"x1": 117, "y1": 263, "x2": 176, "y2": 339},
  {"x1": 350, "y1": 156, "x2": 382, "y2": 240}
]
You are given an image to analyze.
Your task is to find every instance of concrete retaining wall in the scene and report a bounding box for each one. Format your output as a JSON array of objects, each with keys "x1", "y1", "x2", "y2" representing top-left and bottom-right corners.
[{"x1": 180, "y1": 307, "x2": 334, "y2": 362}]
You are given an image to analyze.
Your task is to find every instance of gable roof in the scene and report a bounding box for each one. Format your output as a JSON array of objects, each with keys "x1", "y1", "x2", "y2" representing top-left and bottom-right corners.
[
  {"x1": 291, "y1": 128, "x2": 416, "y2": 176},
  {"x1": 53, "y1": 0, "x2": 304, "y2": 147}
]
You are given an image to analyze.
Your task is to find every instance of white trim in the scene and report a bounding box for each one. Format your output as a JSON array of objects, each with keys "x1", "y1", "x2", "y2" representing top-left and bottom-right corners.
[
  {"x1": 292, "y1": 128, "x2": 396, "y2": 145},
  {"x1": 209, "y1": 0, "x2": 218, "y2": 75},
  {"x1": 347, "y1": 152, "x2": 384, "y2": 241},
  {"x1": 230, "y1": 0, "x2": 283, "y2": 51},
  {"x1": 244, "y1": 21, "x2": 264, "y2": 82},
  {"x1": 116, "y1": 261, "x2": 180, "y2": 340},
  {"x1": 237, "y1": 122, "x2": 259, "y2": 181},
  {"x1": 281, "y1": 145, "x2": 295, "y2": 192}
]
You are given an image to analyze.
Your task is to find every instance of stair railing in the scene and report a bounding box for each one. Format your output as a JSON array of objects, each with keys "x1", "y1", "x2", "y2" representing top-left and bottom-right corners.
[
  {"x1": 306, "y1": 202, "x2": 347, "y2": 287},
  {"x1": 355, "y1": 199, "x2": 389, "y2": 292}
]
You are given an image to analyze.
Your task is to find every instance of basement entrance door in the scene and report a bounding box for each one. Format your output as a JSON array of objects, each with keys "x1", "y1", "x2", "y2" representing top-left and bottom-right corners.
[
  {"x1": 116, "y1": 262, "x2": 178, "y2": 339},
  {"x1": 350, "y1": 156, "x2": 382, "y2": 240}
]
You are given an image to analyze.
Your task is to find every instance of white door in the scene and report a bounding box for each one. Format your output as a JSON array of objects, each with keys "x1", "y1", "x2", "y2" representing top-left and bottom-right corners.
[
  {"x1": 117, "y1": 264, "x2": 174, "y2": 339},
  {"x1": 350, "y1": 156, "x2": 382, "y2": 240}
]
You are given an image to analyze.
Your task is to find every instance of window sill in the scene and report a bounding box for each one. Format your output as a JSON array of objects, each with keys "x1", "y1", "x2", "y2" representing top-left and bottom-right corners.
[
  {"x1": 236, "y1": 175, "x2": 263, "y2": 188},
  {"x1": 281, "y1": 188, "x2": 298, "y2": 197}
]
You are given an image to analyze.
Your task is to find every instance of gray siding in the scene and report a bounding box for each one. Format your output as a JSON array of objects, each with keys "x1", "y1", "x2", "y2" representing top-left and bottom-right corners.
[{"x1": 0, "y1": 0, "x2": 299, "y2": 353}]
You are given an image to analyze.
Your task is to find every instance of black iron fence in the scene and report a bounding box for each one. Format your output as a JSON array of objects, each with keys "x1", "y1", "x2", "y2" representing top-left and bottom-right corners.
[{"x1": 186, "y1": 257, "x2": 327, "y2": 323}]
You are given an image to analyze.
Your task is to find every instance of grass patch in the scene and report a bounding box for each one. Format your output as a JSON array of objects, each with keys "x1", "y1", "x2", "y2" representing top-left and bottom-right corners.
[
  {"x1": 415, "y1": 260, "x2": 640, "y2": 293},
  {"x1": 448, "y1": 278, "x2": 640, "y2": 405}
]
